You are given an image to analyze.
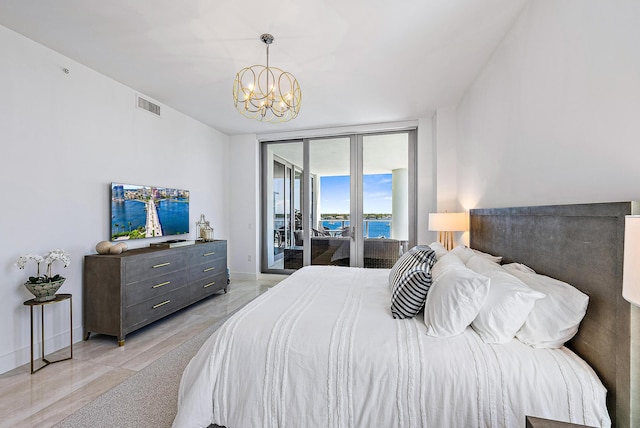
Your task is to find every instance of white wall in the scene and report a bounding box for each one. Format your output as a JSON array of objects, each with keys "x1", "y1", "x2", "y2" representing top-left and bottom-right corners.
[
  {"x1": 457, "y1": 0, "x2": 640, "y2": 209},
  {"x1": 0, "y1": 25, "x2": 229, "y2": 373},
  {"x1": 433, "y1": 107, "x2": 468, "y2": 246},
  {"x1": 433, "y1": 107, "x2": 459, "y2": 212},
  {"x1": 228, "y1": 134, "x2": 260, "y2": 279},
  {"x1": 417, "y1": 117, "x2": 438, "y2": 245}
]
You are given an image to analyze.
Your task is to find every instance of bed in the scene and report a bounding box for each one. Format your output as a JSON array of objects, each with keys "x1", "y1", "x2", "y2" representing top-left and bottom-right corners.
[
  {"x1": 470, "y1": 202, "x2": 640, "y2": 428},
  {"x1": 174, "y1": 202, "x2": 639, "y2": 428}
]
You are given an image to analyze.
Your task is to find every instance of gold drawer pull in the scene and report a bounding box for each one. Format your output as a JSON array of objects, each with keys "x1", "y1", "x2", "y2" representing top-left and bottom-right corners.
[
  {"x1": 152, "y1": 262, "x2": 171, "y2": 268},
  {"x1": 203, "y1": 281, "x2": 216, "y2": 288},
  {"x1": 152, "y1": 300, "x2": 171, "y2": 309},
  {"x1": 203, "y1": 267, "x2": 216, "y2": 272},
  {"x1": 203, "y1": 252, "x2": 216, "y2": 256},
  {"x1": 152, "y1": 281, "x2": 171, "y2": 289}
]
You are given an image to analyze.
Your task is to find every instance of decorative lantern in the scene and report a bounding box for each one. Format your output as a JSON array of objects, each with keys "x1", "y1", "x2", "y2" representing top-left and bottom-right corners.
[{"x1": 196, "y1": 214, "x2": 214, "y2": 242}]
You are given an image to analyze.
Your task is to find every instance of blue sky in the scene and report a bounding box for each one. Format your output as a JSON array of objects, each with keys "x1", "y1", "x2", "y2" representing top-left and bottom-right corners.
[{"x1": 320, "y1": 173, "x2": 392, "y2": 214}]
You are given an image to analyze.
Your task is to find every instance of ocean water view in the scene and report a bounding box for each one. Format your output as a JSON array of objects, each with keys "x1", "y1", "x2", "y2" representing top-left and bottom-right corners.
[
  {"x1": 111, "y1": 198, "x2": 189, "y2": 240},
  {"x1": 271, "y1": 219, "x2": 393, "y2": 241},
  {"x1": 321, "y1": 220, "x2": 391, "y2": 238}
]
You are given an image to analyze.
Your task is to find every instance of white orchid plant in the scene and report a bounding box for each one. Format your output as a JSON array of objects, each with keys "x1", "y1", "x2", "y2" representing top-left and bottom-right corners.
[{"x1": 15, "y1": 249, "x2": 71, "y2": 284}]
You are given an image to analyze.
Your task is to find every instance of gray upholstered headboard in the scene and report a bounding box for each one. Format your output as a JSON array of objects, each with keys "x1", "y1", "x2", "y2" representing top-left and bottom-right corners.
[{"x1": 469, "y1": 202, "x2": 640, "y2": 428}]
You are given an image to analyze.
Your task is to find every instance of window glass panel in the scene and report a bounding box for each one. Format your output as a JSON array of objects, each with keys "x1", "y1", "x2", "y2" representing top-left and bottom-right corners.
[
  {"x1": 309, "y1": 138, "x2": 351, "y2": 266},
  {"x1": 266, "y1": 142, "x2": 303, "y2": 270},
  {"x1": 362, "y1": 133, "x2": 409, "y2": 268}
]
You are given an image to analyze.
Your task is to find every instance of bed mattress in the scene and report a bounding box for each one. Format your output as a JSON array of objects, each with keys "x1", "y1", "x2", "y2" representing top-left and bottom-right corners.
[{"x1": 174, "y1": 266, "x2": 610, "y2": 427}]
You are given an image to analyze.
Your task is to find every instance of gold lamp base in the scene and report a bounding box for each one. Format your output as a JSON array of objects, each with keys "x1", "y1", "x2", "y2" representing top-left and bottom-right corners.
[{"x1": 438, "y1": 231, "x2": 455, "y2": 251}]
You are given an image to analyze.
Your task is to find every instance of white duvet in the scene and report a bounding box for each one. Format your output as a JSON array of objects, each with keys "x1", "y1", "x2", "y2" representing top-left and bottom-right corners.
[{"x1": 174, "y1": 266, "x2": 610, "y2": 428}]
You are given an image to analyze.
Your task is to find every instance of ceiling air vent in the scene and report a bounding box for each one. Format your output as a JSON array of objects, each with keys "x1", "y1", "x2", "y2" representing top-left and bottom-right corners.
[{"x1": 137, "y1": 95, "x2": 161, "y2": 116}]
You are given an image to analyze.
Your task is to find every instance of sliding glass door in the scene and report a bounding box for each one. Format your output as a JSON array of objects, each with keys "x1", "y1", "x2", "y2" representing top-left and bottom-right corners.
[
  {"x1": 309, "y1": 137, "x2": 352, "y2": 267},
  {"x1": 264, "y1": 142, "x2": 303, "y2": 270},
  {"x1": 361, "y1": 133, "x2": 410, "y2": 267},
  {"x1": 262, "y1": 130, "x2": 416, "y2": 273}
]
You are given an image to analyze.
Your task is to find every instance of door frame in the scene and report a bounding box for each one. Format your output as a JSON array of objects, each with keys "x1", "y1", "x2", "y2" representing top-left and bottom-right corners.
[{"x1": 261, "y1": 129, "x2": 417, "y2": 273}]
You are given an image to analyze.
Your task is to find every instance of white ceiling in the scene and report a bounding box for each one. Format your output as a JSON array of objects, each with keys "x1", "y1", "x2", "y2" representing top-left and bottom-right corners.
[{"x1": 0, "y1": 0, "x2": 527, "y2": 136}]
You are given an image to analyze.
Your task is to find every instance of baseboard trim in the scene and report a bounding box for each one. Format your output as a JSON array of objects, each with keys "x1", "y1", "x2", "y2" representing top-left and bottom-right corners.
[{"x1": 0, "y1": 326, "x2": 84, "y2": 375}]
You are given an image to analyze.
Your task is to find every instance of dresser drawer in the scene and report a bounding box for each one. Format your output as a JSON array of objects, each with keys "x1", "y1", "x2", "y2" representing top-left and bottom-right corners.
[
  {"x1": 125, "y1": 269, "x2": 188, "y2": 306},
  {"x1": 125, "y1": 286, "x2": 190, "y2": 331},
  {"x1": 190, "y1": 272, "x2": 227, "y2": 298},
  {"x1": 188, "y1": 242, "x2": 227, "y2": 266},
  {"x1": 188, "y1": 257, "x2": 226, "y2": 283},
  {"x1": 124, "y1": 252, "x2": 187, "y2": 284}
]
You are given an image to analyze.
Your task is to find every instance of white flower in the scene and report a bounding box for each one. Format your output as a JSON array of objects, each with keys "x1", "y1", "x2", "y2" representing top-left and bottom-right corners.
[
  {"x1": 44, "y1": 249, "x2": 71, "y2": 268},
  {"x1": 15, "y1": 254, "x2": 44, "y2": 270},
  {"x1": 16, "y1": 249, "x2": 70, "y2": 281}
]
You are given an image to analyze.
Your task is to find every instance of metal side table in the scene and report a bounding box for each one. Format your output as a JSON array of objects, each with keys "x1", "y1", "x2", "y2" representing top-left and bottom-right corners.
[{"x1": 23, "y1": 293, "x2": 73, "y2": 374}]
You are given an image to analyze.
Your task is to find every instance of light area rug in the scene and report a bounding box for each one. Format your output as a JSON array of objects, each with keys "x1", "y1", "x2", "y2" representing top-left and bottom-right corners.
[{"x1": 53, "y1": 308, "x2": 245, "y2": 428}]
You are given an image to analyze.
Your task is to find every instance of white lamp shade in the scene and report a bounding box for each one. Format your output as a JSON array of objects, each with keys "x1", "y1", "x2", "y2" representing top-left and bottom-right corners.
[
  {"x1": 428, "y1": 212, "x2": 468, "y2": 232},
  {"x1": 623, "y1": 215, "x2": 640, "y2": 306}
]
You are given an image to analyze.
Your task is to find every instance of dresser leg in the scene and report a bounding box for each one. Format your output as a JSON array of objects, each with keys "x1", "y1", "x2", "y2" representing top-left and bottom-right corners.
[
  {"x1": 84, "y1": 332, "x2": 91, "y2": 341},
  {"x1": 118, "y1": 339, "x2": 125, "y2": 346}
]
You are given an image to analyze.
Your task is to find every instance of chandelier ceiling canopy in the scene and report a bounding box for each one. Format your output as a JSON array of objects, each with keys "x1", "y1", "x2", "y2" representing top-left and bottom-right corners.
[{"x1": 232, "y1": 34, "x2": 301, "y2": 123}]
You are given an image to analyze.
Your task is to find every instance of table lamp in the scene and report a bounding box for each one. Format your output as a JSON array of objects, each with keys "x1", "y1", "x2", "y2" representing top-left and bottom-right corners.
[
  {"x1": 428, "y1": 212, "x2": 468, "y2": 251},
  {"x1": 623, "y1": 215, "x2": 640, "y2": 306}
]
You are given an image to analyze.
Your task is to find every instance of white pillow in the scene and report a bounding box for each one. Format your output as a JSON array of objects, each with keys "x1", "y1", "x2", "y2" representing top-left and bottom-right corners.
[
  {"x1": 471, "y1": 248, "x2": 503, "y2": 263},
  {"x1": 449, "y1": 246, "x2": 475, "y2": 263},
  {"x1": 502, "y1": 263, "x2": 536, "y2": 274},
  {"x1": 466, "y1": 254, "x2": 503, "y2": 275},
  {"x1": 471, "y1": 270, "x2": 546, "y2": 344},
  {"x1": 428, "y1": 241, "x2": 448, "y2": 259},
  {"x1": 424, "y1": 266, "x2": 491, "y2": 337},
  {"x1": 450, "y1": 246, "x2": 503, "y2": 264},
  {"x1": 507, "y1": 270, "x2": 589, "y2": 348},
  {"x1": 431, "y1": 253, "x2": 466, "y2": 279}
]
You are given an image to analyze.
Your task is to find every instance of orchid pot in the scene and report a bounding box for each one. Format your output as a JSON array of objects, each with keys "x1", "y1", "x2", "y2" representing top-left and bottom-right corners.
[{"x1": 24, "y1": 277, "x2": 66, "y2": 302}]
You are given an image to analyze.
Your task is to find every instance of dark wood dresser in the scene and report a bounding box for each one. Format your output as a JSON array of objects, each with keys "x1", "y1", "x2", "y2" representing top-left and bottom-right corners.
[{"x1": 83, "y1": 240, "x2": 227, "y2": 346}]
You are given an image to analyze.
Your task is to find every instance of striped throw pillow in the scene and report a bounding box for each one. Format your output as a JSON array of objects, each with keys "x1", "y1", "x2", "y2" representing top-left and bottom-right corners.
[{"x1": 389, "y1": 245, "x2": 437, "y2": 319}]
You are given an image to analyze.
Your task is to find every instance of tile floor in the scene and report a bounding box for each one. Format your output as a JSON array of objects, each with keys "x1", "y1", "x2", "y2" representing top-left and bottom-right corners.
[{"x1": 0, "y1": 279, "x2": 279, "y2": 428}]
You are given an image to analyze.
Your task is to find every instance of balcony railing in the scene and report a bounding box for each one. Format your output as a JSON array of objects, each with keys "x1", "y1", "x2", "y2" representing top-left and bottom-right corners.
[
  {"x1": 273, "y1": 219, "x2": 396, "y2": 251},
  {"x1": 319, "y1": 219, "x2": 392, "y2": 239}
]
